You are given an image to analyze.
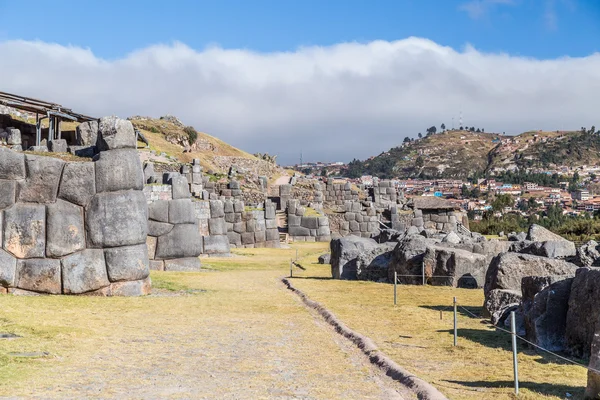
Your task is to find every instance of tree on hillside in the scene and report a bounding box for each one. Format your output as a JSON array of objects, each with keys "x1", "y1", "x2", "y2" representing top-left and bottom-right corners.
[
  {"x1": 459, "y1": 126, "x2": 464, "y2": 130},
  {"x1": 415, "y1": 155, "x2": 425, "y2": 168},
  {"x1": 492, "y1": 194, "x2": 514, "y2": 212},
  {"x1": 426, "y1": 126, "x2": 437, "y2": 135},
  {"x1": 403, "y1": 136, "x2": 411, "y2": 143},
  {"x1": 476, "y1": 128, "x2": 481, "y2": 133},
  {"x1": 418, "y1": 132, "x2": 422, "y2": 138},
  {"x1": 482, "y1": 128, "x2": 485, "y2": 132},
  {"x1": 590, "y1": 126, "x2": 596, "y2": 135},
  {"x1": 441, "y1": 123, "x2": 446, "y2": 131},
  {"x1": 470, "y1": 127, "x2": 476, "y2": 132}
]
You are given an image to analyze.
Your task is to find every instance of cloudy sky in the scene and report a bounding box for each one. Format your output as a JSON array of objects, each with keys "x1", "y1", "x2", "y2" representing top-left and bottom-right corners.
[{"x1": 0, "y1": 0, "x2": 599, "y2": 165}]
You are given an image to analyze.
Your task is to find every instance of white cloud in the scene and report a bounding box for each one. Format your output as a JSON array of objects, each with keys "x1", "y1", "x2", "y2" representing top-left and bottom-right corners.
[
  {"x1": 459, "y1": 0, "x2": 515, "y2": 20},
  {"x1": 1, "y1": 38, "x2": 599, "y2": 164}
]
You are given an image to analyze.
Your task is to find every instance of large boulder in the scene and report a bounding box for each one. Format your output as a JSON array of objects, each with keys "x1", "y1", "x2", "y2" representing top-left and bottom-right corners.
[
  {"x1": 17, "y1": 154, "x2": 65, "y2": 203},
  {"x1": 76, "y1": 120, "x2": 99, "y2": 146},
  {"x1": 527, "y1": 224, "x2": 566, "y2": 242},
  {"x1": 330, "y1": 236, "x2": 378, "y2": 280},
  {"x1": 424, "y1": 246, "x2": 487, "y2": 288},
  {"x1": 163, "y1": 258, "x2": 201, "y2": 272},
  {"x1": 356, "y1": 242, "x2": 397, "y2": 282},
  {"x1": 46, "y1": 199, "x2": 86, "y2": 257},
  {"x1": 168, "y1": 199, "x2": 195, "y2": 224},
  {"x1": 484, "y1": 253, "x2": 578, "y2": 298},
  {"x1": 522, "y1": 277, "x2": 573, "y2": 352},
  {"x1": 15, "y1": 259, "x2": 61, "y2": 294},
  {"x1": 58, "y1": 162, "x2": 96, "y2": 207},
  {"x1": 0, "y1": 249, "x2": 16, "y2": 288},
  {"x1": 576, "y1": 241, "x2": 600, "y2": 267},
  {"x1": 85, "y1": 191, "x2": 148, "y2": 248},
  {"x1": 94, "y1": 149, "x2": 144, "y2": 193},
  {"x1": 3, "y1": 203, "x2": 46, "y2": 258},
  {"x1": 512, "y1": 240, "x2": 576, "y2": 259},
  {"x1": 0, "y1": 148, "x2": 25, "y2": 180},
  {"x1": 586, "y1": 331, "x2": 600, "y2": 399},
  {"x1": 202, "y1": 235, "x2": 230, "y2": 255},
  {"x1": 104, "y1": 244, "x2": 150, "y2": 282},
  {"x1": 484, "y1": 289, "x2": 522, "y2": 325},
  {"x1": 155, "y1": 224, "x2": 203, "y2": 259},
  {"x1": 97, "y1": 116, "x2": 136, "y2": 151},
  {"x1": 566, "y1": 268, "x2": 600, "y2": 358},
  {"x1": 0, "y1": 180, "x2": 16, "y2": 210},
  {"x1": 388, "y1": 235, "x2": 434, "y2": 284},
  {"x1": 61, "y1": 249, "x2": 110, "y2": 294}
]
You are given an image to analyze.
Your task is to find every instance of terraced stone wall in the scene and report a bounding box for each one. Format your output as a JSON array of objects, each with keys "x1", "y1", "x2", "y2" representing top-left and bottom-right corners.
[{"x1": 0, "y1": 117, "x2": 150, "y2": 296}]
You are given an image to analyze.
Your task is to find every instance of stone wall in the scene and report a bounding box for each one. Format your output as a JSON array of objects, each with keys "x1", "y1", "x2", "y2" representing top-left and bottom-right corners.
[
  {"x1": 324, "y1": 182, "x2": 360, "y2": 205},
  {"x1": 0, "y1": 117, "x2": 151, "y2": 296},
  {"x1": 287, "y1": 200, "x2": 331, "y2": 242},
  {"x1": 225, "y1": 199, "x2": 280, "y2": 248},
  {"x1": 370, "y1": 180, "x2": 398, "y2": 204},
  {"x1": 338, "y1": 201, "x2": 379, "y2": 238},
  {"x1": 411, "y1": 209, "x2": 461, "y2": 232}
]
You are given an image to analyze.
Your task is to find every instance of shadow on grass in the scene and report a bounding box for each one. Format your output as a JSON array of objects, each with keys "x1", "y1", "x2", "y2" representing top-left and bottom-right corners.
[
  {"x1": 287, "y1": 276, "x2": 332, "y2": 280},
  {"x1": 442, "y1": 379, "x2": 583, "y2": 398},
  {"x1": 421, "y1": 304, "x2": 485, "y2": 319},
  {"x1": 437, "y1": 328, "x2": 513, "y2": 351}
]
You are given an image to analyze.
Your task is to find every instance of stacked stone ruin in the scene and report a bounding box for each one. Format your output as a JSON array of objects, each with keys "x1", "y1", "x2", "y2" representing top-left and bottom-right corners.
[
  {"x1": 323, "y1": 182, "x2": 360, "y2": 205},
  {"x1": 225, "y1": 199, "x2": 280, "y2": 248},
  {"x1": 370, "y1": 180, "x2": 398, "y2": 204},
  {"x1": 146, "y1": 175, "x2": 204, "y2": 271},
  {"x1": 287, "y1": 200, "x2": 331, "y2": 242},
  {"x1": 0, "y1": 117, "x2": 150, "y2": 296},
  {"x1": 338, "y1": 201, "x2": 380, "y2": 238}
]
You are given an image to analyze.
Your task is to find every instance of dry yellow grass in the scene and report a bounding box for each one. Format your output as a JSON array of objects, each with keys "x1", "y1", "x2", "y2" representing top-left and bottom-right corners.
[
  {"x1": 290, "y1": 254, "x2": 587, "y2": 400},
  {"x1": 0, "y1": 243, "x2": 406, "y2": 399},
  {"x1": 0, "y1": 242, "x2": 587, "y2": 399}
]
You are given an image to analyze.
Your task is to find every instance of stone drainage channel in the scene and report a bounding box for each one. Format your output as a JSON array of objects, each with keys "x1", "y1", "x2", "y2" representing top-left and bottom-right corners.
[{"x1": 281, "y1": 277, "x2": 448, "y2": 400}]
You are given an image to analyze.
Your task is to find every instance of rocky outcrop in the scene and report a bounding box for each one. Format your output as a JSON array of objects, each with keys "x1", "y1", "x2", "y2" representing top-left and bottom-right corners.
[
  {"x1": 0, "y1": 118, "x2": 150, "y2": 296},
  {"x1": 566, "y1": 268, "x2": 600, "y2": 358},
  {"x1": 356, "y1": 242, "x2": 396, "y2": 282},
  {"x1": 527, "y1": 224, "x2": 567, "y2": 242},
  {"x1": 423, "y1": 245, "x2": 487, "y2": 288},
  {"x1": 576, "y1": 241, "x2": 600, "y2": 267},
  {"x1": 330, "y1": 236, "x2": 378, "y2": 280},
  {"x1": 318, "y1": 253, "x2": 331, "y2": 264},
  {"x1": 484, "y1": 289, "x2": 522, "y2": 325},
  {"x1": 387, "y1": 235, "x2": 432, "y2": 284},
  {"x1": 522, "y1": 277, "x2": 573, "y2": 352}
]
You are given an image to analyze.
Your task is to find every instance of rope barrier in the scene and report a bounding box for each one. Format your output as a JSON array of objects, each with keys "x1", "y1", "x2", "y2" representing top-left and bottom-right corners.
[{"x1": 456, "y1": 304, "x2": 600, "y2": 375}]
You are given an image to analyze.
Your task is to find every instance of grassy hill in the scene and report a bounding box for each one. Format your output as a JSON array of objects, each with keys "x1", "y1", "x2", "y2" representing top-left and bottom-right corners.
[
  {"x1": 348, "y1": 130, "x2": 501, "y2": 179},
  {"x1": 348, "y1": 128, "x2": 599, "y2": 180},
  {"x1": 129, "y1": 116, "x2": 277, "y2": 176}
]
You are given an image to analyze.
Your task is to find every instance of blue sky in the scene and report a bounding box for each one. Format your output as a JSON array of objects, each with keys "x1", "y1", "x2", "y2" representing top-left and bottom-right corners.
[
  {"x1": 1, "y1": 0, "x2": 598, "y2": 59},
  {"x1": 0, "y1": 0, "x2": 599, "y2": 164}
]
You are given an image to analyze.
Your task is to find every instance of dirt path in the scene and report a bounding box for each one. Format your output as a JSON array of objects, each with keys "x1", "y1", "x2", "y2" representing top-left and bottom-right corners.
[{"x1": 0, "y1": 266, "x2": 411, "y2": 399}]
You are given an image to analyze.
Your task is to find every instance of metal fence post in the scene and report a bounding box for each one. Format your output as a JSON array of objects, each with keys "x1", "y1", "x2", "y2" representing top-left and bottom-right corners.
[
  {"x1": 295, "y1": 249, "x2": 298, "y2": 261},
  {"x1": 290, "y1": 259, "x2": 293, "y2": 278},
  {"x1": 511, "y1": 311, "x2": 519, "y2": 395},
  {"x1": 422, "y1": 261, "x2": 425, "y2": 286},
  {"x1": 453, "y1": 297, "x2": 457, "y2": 346},
  {"x1": 393, "y1": 271, "x2": 397, "y2": 306}
]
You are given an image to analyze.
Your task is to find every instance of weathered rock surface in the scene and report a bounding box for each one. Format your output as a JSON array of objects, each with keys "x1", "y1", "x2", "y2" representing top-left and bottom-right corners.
[
  {"x1": 577, "y1": 241, "x2": 600, "y2": 267},
  {"x1": 86, "y1": 191, "x2": 148, "y2": 248},
  {"x1": 424, "y1": 246, "x2": 487, "y2": 288},
  {"x1": 148, "y1": 200, "x2": 169, "y2": 222},
  {"x1": 147, "y1": 220, "x2": 174, "y2": 237},
  {"x1": 527, "y1": 224, "x2": 567, "y2": 242},
  {"x1": 17, "y1": 154, "x2": 64, "y2": 203},
  {"x1": 97, "y1": 116, "x2": 136, "y2": 151},
  {"x1": 46, "y1": 199, "x2": 85, "y2": 257},
  {"x1": 566, "y1": 268, "x2": 600, "y2": 358},
  {"x1": 109, "y1": 276, "x2": 151, "y2": 296},
  {"x1": 94, "y1": 149, "x2": 143, "y2": 193},
  {"x1": 61, "y1": 249, "x2": 110, "y2": 294},
  {"x1": 3, "y1": 203, "x2": 46, "y2": 258},
  {"x1": 76, "y1": 120, "x2": 99, "y2": 146},
  {"x1": 0, "y1": 148, "x2": 25, "y2": 179},
  {"x1": 484, "y1": 289, "x2": 522, "y2": 325},
  {"x1": 155, "y1": 224, "x2": 203, "y2": 259},
  {"x1": 586, "y1": 331, "x2": 600, "y2": 399},
  {"x1": 203, "y1": 235, "x2": 230, "y2": 255},
  {"x1": 16, "y1": 259, "x2": 61, "y2": 294},
  {"x1": 58, "y1": 162, "x2": 96, "y2": 206},
  {"x1": 388, "y1": 235, "x2": 433, "y2": 284},
  {"x1": 484, "y1": 253, "x2": 578, "y2": 298},
  {"x1": 163, "y1": 258, "x2": 201, "y2": 272},
  {"x1": 330, "y1": 236, "x2": 378, "y2": 279},
  {"x1": 0, "y1": 249, "x2": 16, "y2": 287},
  {"x1": 0, "y1": 180, "x2": 16, "y2": 210},
  {"x1": 523, "y1": 277, "x2": 573, "y2": 352},
  {"x1": 104, "y1": 244, "x2": 150, "y2": 282},
  {"x1": 168, "y1": 199, "x2": 195, "y2": 224},
  {"x1": 356, "y1": 242, "x2": 397, "y2": 282}
]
